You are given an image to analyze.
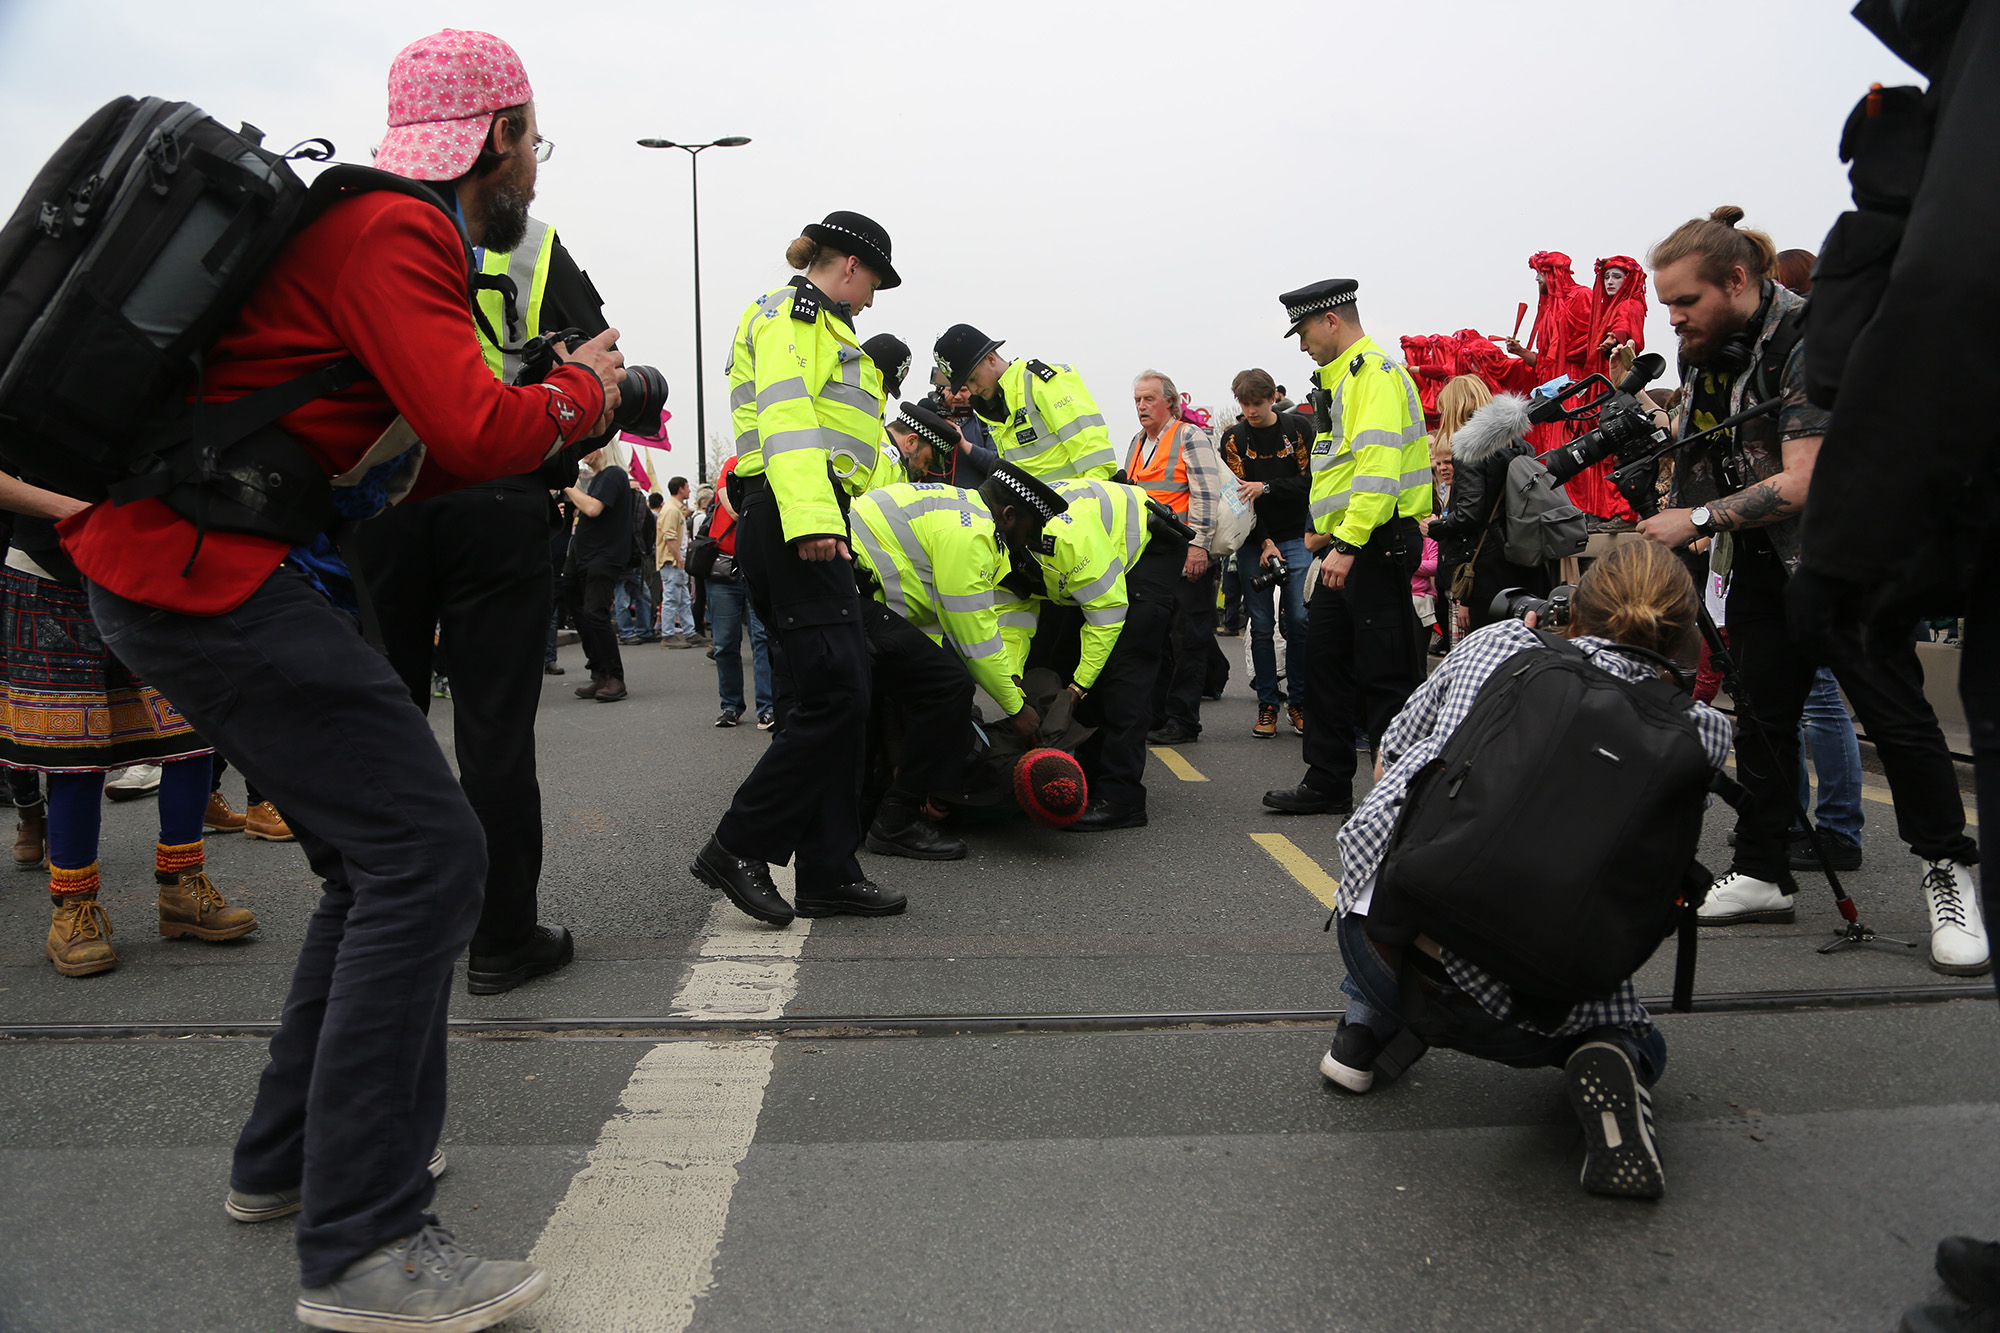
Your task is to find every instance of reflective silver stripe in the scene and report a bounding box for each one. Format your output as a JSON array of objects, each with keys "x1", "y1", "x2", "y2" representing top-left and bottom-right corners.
[
  {"x1": 735, "y1": 427, "x2": 760, "y2": 452},
  {"x1": 1145, "y1": 480, "x2": 1190, "y2": 492},
  {"x1": 1080, "y1": 603, "x2": 1127, "y2": 627},
  {"x1": 1068, "y1": 444, "x2": 1117, "y2": 475},
  {"x1": 1349, "y1": 427, "x2": 1408, "y2": 452},
  {"x1": 1309, "y1": 490, "x2": 1353, "y2": 518},
  {"x1": 729, "y1": 381, "x2": 756, "y2": 409},
  {"x1": 762, "y1": 427, "x2": 834, "y2": 457},
  {"x1": 823, "y1": 379, "x2": 878, "y2": 413},
  {"x1": 756, "y1": 378, "x2": 812, "y2": 411},
  {"x1": 836, "y1": 347, "x2": 864, "y2": 386},
  {"x1": 491, "y1": 218, "x2": 549, "y2": 382},
  {"x1": 956, "y1": 634, "x2": 1007, "y2": 660},
  {"x1": 1308, "y1": 437, "x2": 1343, "y2": 473},
  {"x1": 937, "y1": 590, "x2": 993, "y2": 614},
  {"x1": 1400, "y1": 467, "x2": 1434, "y2": 490},
  {"x1": 1350, "y1": 475, "x2": 1402, "y2": 497},
  {"x1": 1054, "y1": 412, "x2": 1105, "y2": 444},
  {"x1": 849, "y1": 518, "x2": 912, "y2": 622},
  {"x1": 998, "y1": 609, "x2": 1038, "y2": 629},
  {"x1": 1068, "y1": 562, "x2": 1124, "y2": 604}
]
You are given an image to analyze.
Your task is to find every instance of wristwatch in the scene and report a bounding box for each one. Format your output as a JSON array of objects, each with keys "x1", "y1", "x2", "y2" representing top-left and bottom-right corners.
[
  {"x1": 1328, "y1": 536, "x2": 1361, "y2": 557},
  {"x1": 1690, "y1": 505, "x2": 1717, "y2": 537}
]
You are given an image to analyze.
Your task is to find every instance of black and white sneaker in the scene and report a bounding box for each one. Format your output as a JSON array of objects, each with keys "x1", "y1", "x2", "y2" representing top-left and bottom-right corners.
[
  {"x1": 1318, "y1": 1018, "x2": 1382, "y2": 1094},
  {"x1": 1565, "y1": 1041, "x2": 1664, "y2": 1199},
  {"x1": 715, "y1": 709, "x2": 741, "y2": 728}
]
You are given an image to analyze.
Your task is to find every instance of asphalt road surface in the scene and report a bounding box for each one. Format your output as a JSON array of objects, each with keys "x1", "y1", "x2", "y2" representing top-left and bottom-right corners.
[{"x1": 1, "y1": 632, "x2": 1990, "y2": 1332}]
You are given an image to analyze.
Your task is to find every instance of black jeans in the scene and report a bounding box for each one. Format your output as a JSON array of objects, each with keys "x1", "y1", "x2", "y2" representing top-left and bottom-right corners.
[
  {"x1": 1726, "y1": 538, "x2": 1976, "y2": 880},
  {"x1": 716, "y1": 487, "x2": 869, "y2": 892},
  {"x1": 346, "y1": 480, "x2": 554, "y2": 954},
  {"x1": 1301, "y1": 518, "x2": 1427, "y2": 796},
  {"x1": 862, "y1": 601, "x2": 975, "y2": 823},
  {"x1": 1151, "y1": 560, "x2": 1218, "y2": 733},
  {"x1": 86, "y1": 567, "x2": 485, "y2": 1287},
  {"x1": 1074, "y1": 538, "x2": 1180, "y2": 807},
  {"x1": 563, "y1": 555, "x2": 626, "y2": 681}
]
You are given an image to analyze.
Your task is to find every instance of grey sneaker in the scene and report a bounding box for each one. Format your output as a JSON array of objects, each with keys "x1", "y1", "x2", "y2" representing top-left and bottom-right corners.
[
  {"x1": 296, "y1": 1222, "x2": 545, "y2": 1332},
  {"x1": 227, "y1": 1148, "x2": 446, "y2": 1223}
]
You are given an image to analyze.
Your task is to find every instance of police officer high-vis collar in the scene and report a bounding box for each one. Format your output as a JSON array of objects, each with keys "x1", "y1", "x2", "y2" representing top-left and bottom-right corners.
[
  {"x1": 802, "y1": 210, "x2": 902, "y2": 289},
  {"x1": 896, "y1": 401, "x2": 960, "y2": 453},
  {"x1": 786, "y1": 275, "x2": 853, "y2": 327},
  {"x1": 1279, "y1": 278, "x2": 1359, "y2": 338}
]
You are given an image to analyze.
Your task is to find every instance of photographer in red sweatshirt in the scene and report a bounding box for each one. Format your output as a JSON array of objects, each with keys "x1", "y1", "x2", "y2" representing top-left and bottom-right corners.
[{"x1": 58, "y1": 30, "x2": 618, "y2": 1333}]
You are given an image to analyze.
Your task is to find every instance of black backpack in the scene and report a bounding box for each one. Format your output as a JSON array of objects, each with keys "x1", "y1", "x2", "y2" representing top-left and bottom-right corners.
[
  {"x1": 0, "y1": 96, "x2": 486, "y2": 545},
  {"x1": 1366, "y1": 631, "x2": 1717, "y2": 1026}
]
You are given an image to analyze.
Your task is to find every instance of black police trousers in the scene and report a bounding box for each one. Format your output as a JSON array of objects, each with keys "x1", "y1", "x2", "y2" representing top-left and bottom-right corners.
[
  {"x1": 862, "y1": 601, "x2": 975, "y2": 825},
  {"x1": 1301, "y1": 517, "x2": 1427, "y2": 797},
  {"x1": 345, "y1": 478, "x2": 556, "y2": 956},
  {"x1": 1724, "y1": 537, "x2": 1976, "y2": 882},
  {"x1": 715, "y1": 486, "x2": 868, "y2": 893},
  {"x1": 1151, "y1": 559, "x2": 1219, "y2": 734}
]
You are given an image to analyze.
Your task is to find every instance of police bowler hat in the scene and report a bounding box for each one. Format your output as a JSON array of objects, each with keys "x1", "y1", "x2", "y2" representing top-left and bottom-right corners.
[{"x1": 802, "y1": 211, "x2": 901, "y2": 289}]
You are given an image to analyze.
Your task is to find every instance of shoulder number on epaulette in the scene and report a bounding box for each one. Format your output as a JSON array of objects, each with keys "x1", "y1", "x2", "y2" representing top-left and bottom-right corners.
[
  {"x1": 1027, "y1": 359, "x2": 1059, "y2": 383},
  {"x1": 789, "y1": 289, "x2": 820, "y2": 323}
]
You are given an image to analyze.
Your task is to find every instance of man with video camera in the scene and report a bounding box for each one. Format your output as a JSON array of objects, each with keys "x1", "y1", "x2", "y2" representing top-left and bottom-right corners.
[
  {"x1": 1634, "y1": 208, "x2": 1982, "y2": 976},
  {"x1": 59, "y1": 30, "x2": 621, "y2": 1331}
]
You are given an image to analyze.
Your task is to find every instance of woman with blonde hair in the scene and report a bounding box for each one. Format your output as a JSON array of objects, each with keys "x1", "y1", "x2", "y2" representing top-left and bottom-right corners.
[{"x1": 1428, "y1": 376, "x2": 1556, "y2": 631}]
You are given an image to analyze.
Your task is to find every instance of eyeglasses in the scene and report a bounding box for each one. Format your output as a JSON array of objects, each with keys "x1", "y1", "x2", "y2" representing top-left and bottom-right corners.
[{"x1": 532, "y1": 136, "x2": 554, "y2": 164}]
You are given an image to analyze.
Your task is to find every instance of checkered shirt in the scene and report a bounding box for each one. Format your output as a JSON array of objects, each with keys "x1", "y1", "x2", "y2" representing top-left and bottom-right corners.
[{"x1": 1334, "y1": 617, "x2": 1734, "y2": 1037}]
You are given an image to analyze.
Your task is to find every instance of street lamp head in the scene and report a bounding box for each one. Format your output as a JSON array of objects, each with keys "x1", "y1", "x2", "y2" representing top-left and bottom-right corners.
[
  {"x1": 636, "y1": 138, "x2": 678, "y2": 149},
  {"x1": 714, "y1": 136, "x2": 752, "y2": 147}
]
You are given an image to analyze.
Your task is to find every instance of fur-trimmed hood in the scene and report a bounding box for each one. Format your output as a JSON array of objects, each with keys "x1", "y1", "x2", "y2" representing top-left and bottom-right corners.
[{"x1": 1451, "y1": 394, "x2": 1532, "y2": 464}]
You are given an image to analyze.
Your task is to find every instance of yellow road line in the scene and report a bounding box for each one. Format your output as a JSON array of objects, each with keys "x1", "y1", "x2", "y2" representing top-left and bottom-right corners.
[
  {"x1": 1150, "y1": 746, "x2": 1207, "y2": 782},
  {"x1": 1251, "y1": 832, "x2": 1341, "y2": 911},
  {"x1": 1726, "y1": 760, "x2": 1978, "y2": 827}
]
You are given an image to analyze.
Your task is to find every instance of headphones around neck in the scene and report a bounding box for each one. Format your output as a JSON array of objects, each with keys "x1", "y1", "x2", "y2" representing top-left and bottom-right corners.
[{"x1": 1707, "y1": 280, "x2": 1775, "y2": 375}]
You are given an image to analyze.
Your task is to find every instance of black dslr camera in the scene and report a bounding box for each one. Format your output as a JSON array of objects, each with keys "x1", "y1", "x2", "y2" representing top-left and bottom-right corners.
[
  {"x1": 1251, "y1": 552, "x2": 1290, "y2": 590},
  {"x1": 1492, "y1": 584, "x2": 1575, "y2": 627},
  {"x1": 514, "y1": 327, "x2": 669, "y2": 438}
]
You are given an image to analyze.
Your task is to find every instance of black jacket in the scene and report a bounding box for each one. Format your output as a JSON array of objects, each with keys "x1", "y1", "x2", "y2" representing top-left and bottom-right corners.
[{"x1": 1430, "y1": 402, "x2": 1553, "y2": 626}]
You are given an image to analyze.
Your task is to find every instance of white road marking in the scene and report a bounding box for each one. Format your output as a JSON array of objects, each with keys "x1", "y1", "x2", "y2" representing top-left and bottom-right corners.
[{"x1": 520, "y1": 868, "x2": 806, "y2": 1332}]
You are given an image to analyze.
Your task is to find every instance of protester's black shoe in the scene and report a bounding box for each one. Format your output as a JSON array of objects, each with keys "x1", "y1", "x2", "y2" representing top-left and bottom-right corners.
[
  {"x1": 543, "y1": 663, "x2": 565, "y2": 676},
  {"x1": 1318, "y1": 1019, "x2": 1381, "y2": 1093},
  {"x1": 691, "y1": 836, "x2": 794, "y2": 927},
  {"x1": 865, "y1": 817, "x2": 968, "y2": 861},
  {"x1": 1788, "y1": 829, "x2": 1863, "y2": 872},
  {"x1": 1899, "y1": 1304, "x2": 2000, "y2": 1333},
  {"x1": 467, "y1": 925, "x2": 575, "y2": 996},
  {"x1": 715, "y1": 709, "x2": 741, "y2": 728},
  {"x1": 1262, "y1": 783, "x2": 1351, "y2": 816},
  {"x1": 1063, "y1": 798, "x2": 1148, "y2": 832},
  {"x1": 1565, "y1": 1040, "x2": 1664, "y2": 1200},
  {"x1": 1146, "y1": 723, "x2": 1199, "y2": 745},
  {"x1": 1938, "y1": 1238, "x2": 2000, "y2": 1307},
  {"x1": 795, "y1": 879, "x2": 907, "y2": 918}
]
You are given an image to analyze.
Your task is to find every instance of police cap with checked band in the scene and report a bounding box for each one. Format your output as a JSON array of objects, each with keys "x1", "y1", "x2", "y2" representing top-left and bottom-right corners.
[
  {"x1": 893, "y1": 400, "x2": 961, "y2": 452},
  {"x1": 1279, "y1": 278, "x2": 1359, "y2": 338}
]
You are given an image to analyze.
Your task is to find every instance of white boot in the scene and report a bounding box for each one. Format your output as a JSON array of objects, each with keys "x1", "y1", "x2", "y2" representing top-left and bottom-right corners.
[
  {"x1": 1922, "y1": 859, "x2": 1989, "y2": 976},
  {"x1": 1697, "y1": 870, "x2": 1796, "y2": 925}
]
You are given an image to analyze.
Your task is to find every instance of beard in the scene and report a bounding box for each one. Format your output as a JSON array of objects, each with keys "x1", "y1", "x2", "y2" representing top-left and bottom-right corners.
[{"x1": 478, "y1": 164, "x2": 534, "y2": 254}]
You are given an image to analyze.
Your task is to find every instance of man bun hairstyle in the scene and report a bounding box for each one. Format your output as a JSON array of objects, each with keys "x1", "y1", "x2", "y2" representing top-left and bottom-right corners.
[
  {"x1": 1570, "y1": 540, "x2": 1701, "y2": 664},
  {"x1": 1648, "y1": 205, "x2": 1777, "y2": 290}
]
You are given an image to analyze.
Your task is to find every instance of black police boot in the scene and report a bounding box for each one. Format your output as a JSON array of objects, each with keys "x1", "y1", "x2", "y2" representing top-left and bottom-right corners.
[
  {"x1": 865, "y1": 807, "x2": 967, "y2": 861},
  {"x1": 1064, "y1": 798, "x2": 1148, "y2": 832},
  {"x1": 794, "y1": 879, "x2": 907, "y2": 918},
  {"x1": 466, "y1": 924, "x2": 576, "y2": 996},
  {"x1": 690, "y1": 835, "x2": 794, "y2": 927},
  {"x1": 1146, "y1": 722, "x2": 1200, "y2": 745},
  {"x1": 1262, "y1": 782, "x2": 1351, "y2": 816}
]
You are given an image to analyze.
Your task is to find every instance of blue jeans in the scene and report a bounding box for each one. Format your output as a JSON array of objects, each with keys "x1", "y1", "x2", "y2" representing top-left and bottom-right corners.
[
  {"x1": 1796, "y1": 667, "x2": 1865, "y2": 842},
  {"x1": 613, "y1": 571, "x2": 647, "y2": 639},
  {"x1": 1241, "y1": 535, "x2": 1309, "y2": 708},
  {"x1": 1335, "y1": 911, "x2": 1666, "y2": 1085},
  {"x1": 708, "y1": 576, "x2": 774, "y2": 716},
  {"x1": 660, "y1": 564, "x2": 694, "y2": 637}
]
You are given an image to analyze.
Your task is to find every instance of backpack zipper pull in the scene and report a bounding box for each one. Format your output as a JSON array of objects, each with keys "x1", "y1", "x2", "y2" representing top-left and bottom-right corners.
[{"x1": 1447, "y1": 760, "x2": 1472, "y2": 798}]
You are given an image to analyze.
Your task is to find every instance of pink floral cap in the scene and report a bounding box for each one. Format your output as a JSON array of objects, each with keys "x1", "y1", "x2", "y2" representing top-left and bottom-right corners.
[{"x1": 375, "y1": 29, "x2": 533, "y2": 181}]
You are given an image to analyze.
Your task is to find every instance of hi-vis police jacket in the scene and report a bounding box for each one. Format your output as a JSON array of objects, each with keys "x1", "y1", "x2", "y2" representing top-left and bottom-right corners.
[
  {"x1": 974, "y1": 359, "x2": 1118, "y2": 482},
  {"x1": 994, "y1": 477, "x2": 1150, "y2": 691},
  {"x1": 1308, "y1": 335, "x2": 1433, "y2": 546},
  {"x1": 726, "y1": 277, "x2": 885, "y2": 542},
  {"x1": 849, "y1": 482, "x2": 1023, "y2": 715}
]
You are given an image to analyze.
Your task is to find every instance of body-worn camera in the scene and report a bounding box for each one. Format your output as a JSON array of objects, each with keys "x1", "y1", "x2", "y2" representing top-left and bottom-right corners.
[
  {"x1": 515, "y1": 327, "x2": 669, "y2": 438},
  {"x1": 1251, "y1": 553, "x2": 1290, "y2": 590},
  {"x1": 1492, "y1": 583, "x2": 1575, "y2": 627}
]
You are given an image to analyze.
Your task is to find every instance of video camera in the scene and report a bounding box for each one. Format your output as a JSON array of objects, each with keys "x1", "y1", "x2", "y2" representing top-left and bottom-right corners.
[
  {"x1": 1528, "y1": 354, "x2": 1674, "y2": 518},
  {"x1": 515, "y1": 327, "x2": 669, "y2": 438}
]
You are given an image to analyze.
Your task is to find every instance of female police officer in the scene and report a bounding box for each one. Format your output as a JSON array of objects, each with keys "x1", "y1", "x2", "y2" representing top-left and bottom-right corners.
[{"x1": 691, "y1": 212, "x2": 907, "y2": 926}]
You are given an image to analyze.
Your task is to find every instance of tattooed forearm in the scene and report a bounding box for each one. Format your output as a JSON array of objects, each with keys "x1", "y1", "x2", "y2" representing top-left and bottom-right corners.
[{"x1": 1709, "y1": 480, "x2": 1797, "y2": 530}]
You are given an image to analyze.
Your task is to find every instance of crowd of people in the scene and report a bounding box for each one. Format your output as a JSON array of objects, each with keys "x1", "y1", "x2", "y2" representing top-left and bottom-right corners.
[{"x1": 0, "y1": 7, "x2": 1992, "y2": 1330}]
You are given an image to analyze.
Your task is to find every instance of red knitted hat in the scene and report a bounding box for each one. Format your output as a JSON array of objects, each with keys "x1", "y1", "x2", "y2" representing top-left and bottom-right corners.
[{"x1": 1013, "y1": 748, "x2": 1088, "y2": 827}]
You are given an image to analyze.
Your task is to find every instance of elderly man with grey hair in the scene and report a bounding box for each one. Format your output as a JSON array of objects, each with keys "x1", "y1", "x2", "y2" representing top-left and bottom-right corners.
[{"x1": 1126, "y1": 369, "x2": 1224, "y2": 745}]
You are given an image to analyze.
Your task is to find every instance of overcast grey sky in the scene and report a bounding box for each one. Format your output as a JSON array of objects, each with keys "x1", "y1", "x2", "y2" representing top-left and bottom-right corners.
[{"x1": 0, "y1": 0, "x2": 1912, "y2": 461}]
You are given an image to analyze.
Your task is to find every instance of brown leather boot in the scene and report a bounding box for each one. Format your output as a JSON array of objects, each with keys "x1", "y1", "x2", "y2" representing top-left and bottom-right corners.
[
  {"x1": 47, "y1": 895, "x2": 116, "y2": 976},
  {"x1": 243, "y1": 801, "x2": 295, "y2": 842},
  {"x1": 158, "y1": 869, "x2": 258, "y2": 941},
  {"x1": 14, "y1": 802, "x2": 44, "y2": 870},
  {"x1": 203, "y1": 791, "x2": 247, "y2": 832},
  {"x1": 593, "y1": 676, "x2": 628, "y2": 702},
  {"x1": 575, "y1": 673, "x2": 606, "y2": 699}
]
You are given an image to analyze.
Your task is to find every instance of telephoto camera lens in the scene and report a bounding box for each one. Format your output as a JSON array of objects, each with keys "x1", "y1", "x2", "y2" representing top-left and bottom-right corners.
[
  {"x1": 614, "y1": 364, "x2": 669, "y2": 437},
  {"x1": 1491, "y1": 584, "x2": 1575, "y2": 627}
]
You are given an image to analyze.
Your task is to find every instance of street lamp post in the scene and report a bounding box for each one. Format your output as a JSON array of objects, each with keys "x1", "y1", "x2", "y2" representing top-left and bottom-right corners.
[{"x1": 638, "y1": 135, "x2": 750, "y2": 486}]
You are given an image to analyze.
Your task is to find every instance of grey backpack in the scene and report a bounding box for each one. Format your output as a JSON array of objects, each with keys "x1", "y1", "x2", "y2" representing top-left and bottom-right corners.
[{"x1": 1500, "y1": 452, "x2": 1588, "y2": 565}]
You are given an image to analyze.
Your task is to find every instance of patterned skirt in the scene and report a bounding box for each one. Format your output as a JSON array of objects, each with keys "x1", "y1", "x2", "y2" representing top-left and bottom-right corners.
[{"x1": 0, "y1": 563, "x2": 211, "y2": 773}]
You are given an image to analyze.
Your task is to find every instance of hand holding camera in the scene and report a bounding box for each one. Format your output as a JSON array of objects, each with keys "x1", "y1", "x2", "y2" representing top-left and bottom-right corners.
[{"x1": 553, "y1": 328, "x2": 625, "y2": 434}]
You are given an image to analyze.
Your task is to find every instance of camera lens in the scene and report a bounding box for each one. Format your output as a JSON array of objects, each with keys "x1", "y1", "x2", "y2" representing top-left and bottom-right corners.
[{"x1": 613, "y1": 365, "x2": 669, "y2": 436}]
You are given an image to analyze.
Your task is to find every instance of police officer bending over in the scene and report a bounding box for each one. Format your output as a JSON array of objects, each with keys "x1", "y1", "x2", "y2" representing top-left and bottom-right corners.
[
  {"x1": 1264, "y1": 279, "x2": 1433, "y2": 817},
  {"x1": 933, "y1": 324, "x2": 1119, "y2": 482},
  {"x1": 850, "y1": 413, "x2": 1048, "y2": 859}
]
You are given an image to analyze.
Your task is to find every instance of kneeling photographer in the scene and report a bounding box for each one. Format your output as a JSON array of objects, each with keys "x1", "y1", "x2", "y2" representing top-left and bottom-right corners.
[{"x1": 1319, "y1": 542, "x2": 1732, "y2": 1200}]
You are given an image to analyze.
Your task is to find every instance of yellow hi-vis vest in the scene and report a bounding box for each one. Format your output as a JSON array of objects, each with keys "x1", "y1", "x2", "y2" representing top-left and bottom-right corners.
[
  {"x1": 993, "y1": 477, "x2": 1149, "y2": 691},
  {"x1": 849, "y1": 482, "x2": 1023, "y2": 715},
  {"x1": 475, "y1": 216, "x2": 556, "y2": 382},
  {"x1": 978, "y1": 358, "x2": 1117, "y2": 482},
  {"x1": 1307, "y1": 335, "x2": 1434, "y2": 546},
  {"x1": 725, "y1": 278, "x2": 885, "y2": 542}
]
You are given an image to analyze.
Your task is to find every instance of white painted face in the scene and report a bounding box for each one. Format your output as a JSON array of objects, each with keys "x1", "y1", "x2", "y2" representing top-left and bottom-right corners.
[{"x1": 1603, "y1": 267, "x2": 1628, "y2": 298}]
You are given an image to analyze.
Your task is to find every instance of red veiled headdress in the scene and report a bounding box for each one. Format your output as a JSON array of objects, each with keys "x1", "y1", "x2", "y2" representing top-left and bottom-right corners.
[{"x1": 1585, "y1": 255, "x2": 1648, "y2": 379}]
